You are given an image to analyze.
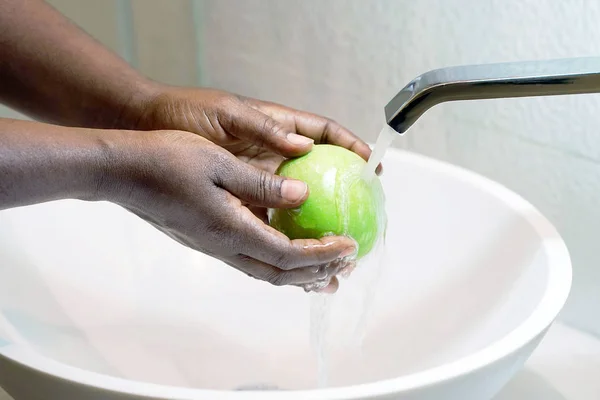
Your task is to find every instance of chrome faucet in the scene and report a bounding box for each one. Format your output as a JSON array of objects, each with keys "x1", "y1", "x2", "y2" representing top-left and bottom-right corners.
[{"x1": 385, "y1": 57, "x2": 600, "y2": 134}]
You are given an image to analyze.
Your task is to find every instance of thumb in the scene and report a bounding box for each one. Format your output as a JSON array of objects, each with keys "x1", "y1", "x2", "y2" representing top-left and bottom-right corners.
[
  {"x1": 218, "y1": 157, "x2": 309, "y2": 208},
  {"x1": 222, "y1": 103, "x2": 314, "y2": 157}
]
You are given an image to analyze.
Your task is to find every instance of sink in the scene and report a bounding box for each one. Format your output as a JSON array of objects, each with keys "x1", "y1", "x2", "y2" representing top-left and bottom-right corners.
[{"x1": 0, "y1": 148, "x2": 572, "y2": 400}]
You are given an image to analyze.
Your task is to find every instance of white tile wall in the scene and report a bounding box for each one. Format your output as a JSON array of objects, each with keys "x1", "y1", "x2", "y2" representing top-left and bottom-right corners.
[
  {"x1": 130, "y1": 0, "x2": 199, "y2": 86},
  {"x1": 199, "y1": 0, "x2": 600, "y2": 336}
]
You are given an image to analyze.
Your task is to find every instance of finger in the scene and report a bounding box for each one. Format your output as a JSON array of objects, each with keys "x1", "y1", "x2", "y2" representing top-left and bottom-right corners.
[
  {"x1": 316, "y1": 277, "x2": 339, "y2": 294},
  {"x1": 217, "y1": 192, "x2": 357, "y2": 270},
  {"x1": 301, "y1": 257, "x2": 349, "y2": 293},
  {"x1": 250, "y1": 101, "x2": 383, "y2": 174},
  {"x1": 299, "y1": 275, "x2": 340, "y2": 294},
  {"x1": 293, "y1": 113, "x2": 383, "y2": 176},
  {"x1": 313, "y1": 257, "x2": 350, "y2": 293},
  {"x1": 223, "y1": 255, "x2": 340, "y2": 287},
  {"x1": 216, "y1": 156, "x2": 309, "y2": 208},
  {"x1": 339, "y1": 260, "x2": 357, "y2": 279},
  {"x1": 219, "y1": 101, "x2": 314, "y2": 157}
]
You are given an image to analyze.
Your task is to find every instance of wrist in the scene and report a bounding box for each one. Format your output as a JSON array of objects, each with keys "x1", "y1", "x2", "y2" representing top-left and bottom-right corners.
[
  {"x1": 94, "y1": 129, "x2": 166, "y2": 206},
  {"x1": 112, "y1": 79, "x2": 165, "y2": 131},
  {"x1": 93, "y1": 129, "x2": 141, "y2": 203},
  {"x1": 0, "y1": 120, "x2": 135, "y2": 209}
]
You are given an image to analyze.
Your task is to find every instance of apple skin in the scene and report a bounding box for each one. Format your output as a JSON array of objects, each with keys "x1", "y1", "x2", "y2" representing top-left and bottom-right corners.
[{"x1": 269, "y1": 144, "x2": 385, "y2": 259}]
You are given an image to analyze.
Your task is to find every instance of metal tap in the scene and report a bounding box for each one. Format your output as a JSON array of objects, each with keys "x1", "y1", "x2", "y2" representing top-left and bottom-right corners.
[{"x1": 385, "y1": 57, "x2": 600, "y2": 134}]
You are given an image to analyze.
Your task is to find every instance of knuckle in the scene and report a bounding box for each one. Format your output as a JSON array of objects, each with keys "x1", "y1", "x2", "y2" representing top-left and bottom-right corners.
[
  {"x1": 250, "y1": 170, "x2": 267, "y2": 203},
  {"x1": 257, "y1": 169, "x2": 269, "y2": 190},
  {"x1": 208, "y1": 151, "x2": 236, "y2": 184},
  {"x1": 253, "y1": 170, "x2": 280, "y2": 202},
  {"x1": 324, "y1": 118, "x2": 342, "y2": 136},
  {"x1": 219, "y1": 153, "x2": 237, "y2": 173},
  {"x1": 263, "y1": 169, "x2": 280, "y2": 192},
  {"x1": 215, "y1": 93, "x2": 240, "y2": 110},
  {"x1": 262, "y1": 117, "x2": 284, "y2": 137},
  {"x1": 232, "y1": 93, "x2": 250, "y2": 104},
  {"x1": 325, "y1": 117, "x2": 339, "y2": 126},
  {"x1": 212, "y1": 95, "x2": 240, "y2": 127}
]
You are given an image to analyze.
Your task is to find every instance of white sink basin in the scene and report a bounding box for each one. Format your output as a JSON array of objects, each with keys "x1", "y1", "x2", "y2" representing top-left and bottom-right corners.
[{"x1": 0, "y1": 148, "x2": 571, "y2": 400}]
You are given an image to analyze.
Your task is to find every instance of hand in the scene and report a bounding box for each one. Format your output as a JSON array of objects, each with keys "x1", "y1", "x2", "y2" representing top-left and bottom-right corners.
[
  {"x1": 0, "y1": 0, "x2": 370, "y2": 293},
  {"x1": 125, "y1": 87, "x2": 380, "y2": 292},
  {"x1": 132, "y1": 87, "x2": 383, "y2": 177},
  {"x1": 109, "y1": 130, "x2": 358, "y2": 293}
]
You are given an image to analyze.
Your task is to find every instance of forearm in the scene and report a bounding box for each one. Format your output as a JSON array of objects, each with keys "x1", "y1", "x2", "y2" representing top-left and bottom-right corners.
[
  {"x1": 0, "y1": 118, "x2": 130, "y2": 210},
  {"x1": 0, "y1": 0, "x2": 157, "y2": 129}
]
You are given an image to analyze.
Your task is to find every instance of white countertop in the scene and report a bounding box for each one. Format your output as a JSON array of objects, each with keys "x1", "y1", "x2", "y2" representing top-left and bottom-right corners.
[
  {"x1": 493, "y1": 322, "x2": 600, "y2": 400},
  {"x1": 1, "y1": 322, "x2": 599, "y2": 400}
]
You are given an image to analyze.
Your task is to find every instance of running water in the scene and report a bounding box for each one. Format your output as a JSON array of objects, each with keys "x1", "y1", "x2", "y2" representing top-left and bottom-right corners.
[
  {"x1": 310, "y1": 293, "x2": 334, "y2": 388},
  {"x1": 309, "y1": 233, "x2": 388, "y2": 388},
  {"x1": 362, "y1": 124, "x2": 398, "y2": 181},
  {"x1": 309, "y1": 124, "x2": 393, "y2": 388}
]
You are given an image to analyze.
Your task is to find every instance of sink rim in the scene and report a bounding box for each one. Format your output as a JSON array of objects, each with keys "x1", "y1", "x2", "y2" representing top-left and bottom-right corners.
[{"x1": 0, "y1": 148, "x2": 572, "y2": 399}]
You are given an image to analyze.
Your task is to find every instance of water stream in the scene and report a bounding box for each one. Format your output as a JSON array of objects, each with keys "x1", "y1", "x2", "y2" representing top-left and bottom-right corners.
[
  {"x1": 362, "y1": 124, "x2": 398, "y2": 181},
  {"x1": 309, "y1": 124, "x2": 394, "y2": 388}
]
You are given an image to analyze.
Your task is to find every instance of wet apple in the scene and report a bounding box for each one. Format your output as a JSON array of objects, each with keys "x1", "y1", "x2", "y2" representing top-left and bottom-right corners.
[{"x1": 270, "y1": 144, "x2": 385, "y2": 259}]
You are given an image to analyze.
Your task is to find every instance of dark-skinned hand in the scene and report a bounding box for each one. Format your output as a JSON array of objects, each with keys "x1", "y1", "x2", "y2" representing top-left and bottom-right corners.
[
  {"x1": 0, "y1": 0, "x2": 382, "y2": 292},
  {"x1": 112, "y1": 129, "x2": 361, "y2": 293}
]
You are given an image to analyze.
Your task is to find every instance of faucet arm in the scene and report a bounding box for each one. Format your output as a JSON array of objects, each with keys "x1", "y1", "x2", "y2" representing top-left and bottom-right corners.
[{"x1": 385, "y1": 57, "x2": 600, "y2": 134}]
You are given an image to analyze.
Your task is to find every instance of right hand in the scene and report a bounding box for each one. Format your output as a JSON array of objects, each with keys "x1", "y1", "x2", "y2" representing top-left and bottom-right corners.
[{"x1": 106, "y1": 130, "x2": 357, "y2": 293}]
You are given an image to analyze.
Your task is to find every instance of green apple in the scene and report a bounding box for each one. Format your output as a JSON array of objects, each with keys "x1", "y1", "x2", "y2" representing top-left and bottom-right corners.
[{"x1": 270, "y1": 144, "x2": 385, "y2": 259}]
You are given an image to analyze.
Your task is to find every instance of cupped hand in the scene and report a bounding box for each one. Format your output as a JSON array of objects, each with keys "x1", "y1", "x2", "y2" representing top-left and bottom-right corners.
[{"x1": 113, "y1": 130, "x2": 357, "y2": 293}]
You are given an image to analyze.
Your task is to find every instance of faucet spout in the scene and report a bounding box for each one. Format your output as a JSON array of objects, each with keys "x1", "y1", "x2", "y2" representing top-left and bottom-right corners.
[{"x1": 385, "y1": 57, "x2": 600, "y2": 134}]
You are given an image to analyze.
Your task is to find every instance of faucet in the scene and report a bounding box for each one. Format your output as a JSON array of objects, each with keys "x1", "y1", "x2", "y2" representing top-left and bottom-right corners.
[{"x1": 385, "y1": 57, "x2": 600, "y2": 134}]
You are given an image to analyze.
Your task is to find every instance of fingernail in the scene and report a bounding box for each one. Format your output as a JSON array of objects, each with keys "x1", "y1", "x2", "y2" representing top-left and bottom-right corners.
[
  {"x1": 281, "y1": 180, "x2": 307, "y2": 202},
  {"x1": 287, "y1": 133, "x2": 314, "y2": 146},
  {"x1": 339, "y1": 246, "x2": 357, "y2": 259}
]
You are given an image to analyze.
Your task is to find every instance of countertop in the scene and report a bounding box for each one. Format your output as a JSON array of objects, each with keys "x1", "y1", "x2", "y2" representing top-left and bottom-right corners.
[{"x1": 1, "y1": 322, "x2": 599, "y2": 399}]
